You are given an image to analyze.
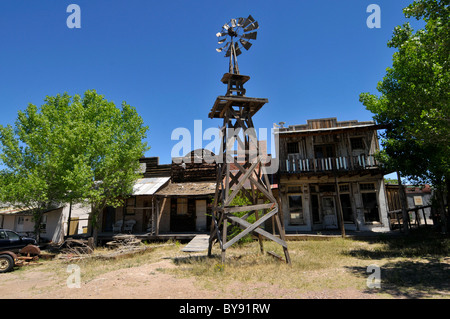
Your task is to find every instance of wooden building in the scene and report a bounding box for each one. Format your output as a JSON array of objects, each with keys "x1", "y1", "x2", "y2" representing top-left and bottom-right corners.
[
  {"x1": 276, "y1": 118, "x2": 391, "y2": 233},
  {"x1": 155, "y1": 149, "x2": 216, "y2": 233},
  {"x1": 99, "y1": 151, "x2": 216, "y2": 237}
]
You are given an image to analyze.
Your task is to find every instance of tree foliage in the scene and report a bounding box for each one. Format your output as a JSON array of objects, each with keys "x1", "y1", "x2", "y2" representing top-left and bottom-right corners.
[
  {"x1": 359, "y1": 0, "x2": 449, "y2": 188},
  {"x1": 0, "y1": 90, "x2": 149, "y2": 240}
]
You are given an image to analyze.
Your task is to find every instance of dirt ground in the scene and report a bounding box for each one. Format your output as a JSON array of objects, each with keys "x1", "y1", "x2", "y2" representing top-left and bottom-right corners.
[{"x1": 1, "y1": 256, "x2": 383, "y2": 299}]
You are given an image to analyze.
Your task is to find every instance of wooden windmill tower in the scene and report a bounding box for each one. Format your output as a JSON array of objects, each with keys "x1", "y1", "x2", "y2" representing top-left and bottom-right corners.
[{"x1": 207, "y1": 15, "x2": 291, "y2": 264}]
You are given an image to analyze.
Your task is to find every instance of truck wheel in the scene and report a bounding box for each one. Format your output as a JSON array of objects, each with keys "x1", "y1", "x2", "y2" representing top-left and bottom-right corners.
[{"x1": 0, "y1": 254, "x2": 14, "y2": 273}]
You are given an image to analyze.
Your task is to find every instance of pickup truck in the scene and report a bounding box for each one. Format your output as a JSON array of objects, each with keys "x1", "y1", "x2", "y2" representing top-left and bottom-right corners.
[{"x1": 0, "y1": 229, "x2": 38, "y2": 273}]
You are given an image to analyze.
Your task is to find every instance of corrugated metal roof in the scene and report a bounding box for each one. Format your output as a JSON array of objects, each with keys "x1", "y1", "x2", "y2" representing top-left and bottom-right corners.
[{"x1": 132, "y1": 177, "x2": 170, "y2": 196}]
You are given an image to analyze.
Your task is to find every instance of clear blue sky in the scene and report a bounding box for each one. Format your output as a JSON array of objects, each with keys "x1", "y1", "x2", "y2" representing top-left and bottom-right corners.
[{"x1": 0, "y1": 0, "x2": 425, "y2": 167}]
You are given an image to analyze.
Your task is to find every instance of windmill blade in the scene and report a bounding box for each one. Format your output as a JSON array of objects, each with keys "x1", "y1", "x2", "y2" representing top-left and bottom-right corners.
[
  {"x1": 216, "y1": 31, "x2": 228, "y2": 37},
  {"x1": 242, "y1": 15, "x2": 255, "y2": 28},
  {"x1": 222, "y1": 23, "x2": 230, "y2": 30},
  {"x1": 242, "y1": 31, "x2": 257, "y2": 40},
  {"x1": 244, "y1": 21, "x2": 259, "y2": 32},
  {"x1": 239, "y1": 38, "x2": 253, "y2": 50},
  {"x1": 216, "y1": 42, "x2": 230, "y2": 53},
  {"x1": 237, "y1": 17, "x2": 245, "y2": 26},
  {"x1": 218, "y1": 37, "x2": 226, "y2": 44},
  {"x1": 230, "y1": 19, "x2": 237, "y2": 27}
]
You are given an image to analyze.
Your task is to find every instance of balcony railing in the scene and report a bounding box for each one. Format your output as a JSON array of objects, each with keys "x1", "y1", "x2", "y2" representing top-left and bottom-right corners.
[{"x1": 282, "y1": 154, "x2": 379, "y2": 173}]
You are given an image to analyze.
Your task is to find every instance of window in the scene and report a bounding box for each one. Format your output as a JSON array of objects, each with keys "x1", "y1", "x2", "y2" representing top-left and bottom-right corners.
[
  {"x1": 125, "y1": 198, "x2": 136, "y2": 215},
  {"x1": 17, "y1": 216, "x2": 24, "y2": 225},
  {"x1": 177, "y1": 198, "x2": 188, "y2": 215},
  {"x1": 6, "y1": 231, "x2": 20, "y2": 240},
  {"x1": 360, "y1": 183, "x2": 376, "y2": 191},
  {"x1": 350, "y1": 137, "x2": 364, "y2": 150},
  {"x1": 287, "y1": 142, "x2": 299, "y2": 154},
  {"x1": 339, "y1": 184, "x2": 350, "y2": 192},
  {"x1": 288, "y1": 195, "x2": 303, "y2": 225},
  {"x1": 0, "y1": 231, "x2": 6, "y2": 239}
]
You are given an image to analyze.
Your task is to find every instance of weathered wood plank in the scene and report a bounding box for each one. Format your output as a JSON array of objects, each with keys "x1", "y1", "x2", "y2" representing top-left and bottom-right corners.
[
  {"x1": 223, "y1": 203, "x2": 273, "y2": 213},
  {"x1": 182, "y1": 235, "x2": 210, "y2": 252},
  {"x1": 224, "y1": 208, "x2": 287, "y2": 249}
]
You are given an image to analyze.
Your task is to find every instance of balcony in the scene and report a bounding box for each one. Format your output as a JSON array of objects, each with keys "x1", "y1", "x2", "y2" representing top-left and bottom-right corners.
[{"x1": 281, "y1": 154, "x2": 380, "y2": 174}]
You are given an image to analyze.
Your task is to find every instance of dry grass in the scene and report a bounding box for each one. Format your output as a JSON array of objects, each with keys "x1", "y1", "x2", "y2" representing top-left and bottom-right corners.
[
  {"x1": 10, "y1": 229, "x2": 450, "y2": 299},
  {"x1": 165, "y1": 229, "x2": 450, "y2": 298}
]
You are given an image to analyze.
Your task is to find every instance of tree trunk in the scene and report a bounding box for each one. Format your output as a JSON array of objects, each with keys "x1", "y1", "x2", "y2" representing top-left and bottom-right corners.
[{"x1": 445, "y1": 176, "x2": 450, "y2": 233}]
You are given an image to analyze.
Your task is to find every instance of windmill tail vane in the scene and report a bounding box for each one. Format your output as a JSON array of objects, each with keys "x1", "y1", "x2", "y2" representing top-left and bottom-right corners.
[{"x1": 216, "y1": 15, "x2": 259, "y2": 74}]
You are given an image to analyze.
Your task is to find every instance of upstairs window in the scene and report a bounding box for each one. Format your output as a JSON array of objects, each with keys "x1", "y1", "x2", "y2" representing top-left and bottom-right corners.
[
  {"x1": 350, "y1": 137, "x2": 364, "y2": 150},
  {"x1": 287, "y1": 142, "x2": 299, "y2": 154}
]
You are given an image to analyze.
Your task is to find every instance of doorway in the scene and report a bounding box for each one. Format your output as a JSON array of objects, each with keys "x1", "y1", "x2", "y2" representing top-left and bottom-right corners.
[{"x1": 322, "y1": 196, "x2": 338, "y2": 229}]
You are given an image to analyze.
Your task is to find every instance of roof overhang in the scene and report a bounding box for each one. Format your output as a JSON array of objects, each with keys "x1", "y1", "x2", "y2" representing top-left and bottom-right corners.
[{"x1": 132, "y1": 177, "x2": 171, "y2": 196}]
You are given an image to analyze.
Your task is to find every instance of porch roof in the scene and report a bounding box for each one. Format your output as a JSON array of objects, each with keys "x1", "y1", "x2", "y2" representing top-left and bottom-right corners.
[
  {"x1": 0, "y1": 206, "x2": 33, "y2": 215},
  {"x1": 155, "y1": 181, "x2": 216, "y2": 197},
  {"x1": 132, "y1": 177, "x2": 171, "y2": 196}
]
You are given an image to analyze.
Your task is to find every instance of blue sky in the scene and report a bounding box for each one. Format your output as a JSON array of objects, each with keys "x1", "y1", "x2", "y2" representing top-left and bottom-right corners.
[{"x1": 0, "y1": 0, "x2": 425, "y2": 168}]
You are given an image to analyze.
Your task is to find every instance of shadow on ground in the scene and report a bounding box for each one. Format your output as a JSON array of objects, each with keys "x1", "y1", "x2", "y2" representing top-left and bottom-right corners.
[{"x1": 344, "y1": 228, "x2": 450, "y2": 298}]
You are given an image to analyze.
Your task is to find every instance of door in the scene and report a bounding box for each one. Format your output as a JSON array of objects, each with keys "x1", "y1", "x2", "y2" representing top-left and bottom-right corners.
[
  {"x1": 322, "y1": 197, "x2": 338, "y2": 229},
  {"x1": 195, "y1": 200, "x2": 207, "y2": 232},
  {"x1": 15, "y1": 216, "x2": 24, "y2": 233},
  {"x1": 170, "y1": 198, "x2": 196, "y2": 232}
]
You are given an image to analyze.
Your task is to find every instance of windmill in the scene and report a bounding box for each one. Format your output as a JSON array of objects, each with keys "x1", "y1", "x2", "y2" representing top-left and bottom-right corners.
[
  {"x1": 216, "y1": 15, "x2": 259, "y2": 75},
  {"x1": 208, "y1": 16, "x2": 291, "y2": 264}
]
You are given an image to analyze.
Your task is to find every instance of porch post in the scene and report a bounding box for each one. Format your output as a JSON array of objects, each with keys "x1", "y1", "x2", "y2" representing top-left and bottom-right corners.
[
  {"x1": 396, "y1": 171, "x2": 410, "y2": 234},
  {"x1": 334, "y1": 174, "x2": 346, "y2": 238}
]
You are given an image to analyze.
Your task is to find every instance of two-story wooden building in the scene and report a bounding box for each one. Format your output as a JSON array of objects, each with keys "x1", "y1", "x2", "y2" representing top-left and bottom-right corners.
[{"x1": 276, "y1": 118, "x2": 390, "y2": 233}]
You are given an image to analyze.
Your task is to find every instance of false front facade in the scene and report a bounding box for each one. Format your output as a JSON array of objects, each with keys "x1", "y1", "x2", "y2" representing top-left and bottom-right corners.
[{"x1": 276, "y1": 118, "x2": 391, "y2": 233}]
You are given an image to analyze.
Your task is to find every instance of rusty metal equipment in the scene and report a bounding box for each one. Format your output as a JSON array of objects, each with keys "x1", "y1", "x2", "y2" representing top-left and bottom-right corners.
[{"x1": 0, "y1": 244, "x2": 42, "y2": 273}]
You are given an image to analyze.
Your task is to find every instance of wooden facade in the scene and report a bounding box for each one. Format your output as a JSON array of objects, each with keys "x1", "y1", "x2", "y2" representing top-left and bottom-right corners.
[
  {"x1": 276, "y1": 118, "x2": 391, "y2": 233},
  {"x1": 99, "y1": 153, "x2": 217, "y2": 237}
]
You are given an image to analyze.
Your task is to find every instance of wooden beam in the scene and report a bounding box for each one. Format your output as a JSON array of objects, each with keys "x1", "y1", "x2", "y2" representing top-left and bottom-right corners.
[
  {"x1": 223, "y1": 203, "x2": 274, "y2": 213},
  {"x1": 225, "y1": 211, "x2": 288, "y2": 249}
]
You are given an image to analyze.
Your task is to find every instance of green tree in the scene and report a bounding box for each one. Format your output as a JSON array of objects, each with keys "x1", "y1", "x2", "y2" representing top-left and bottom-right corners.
[
  {"x1": 0, "y1": 90, "x2": 149, "y2": 242},
  {"x1": 359, "y1": 0, "x2": 449, "y2": 230}
]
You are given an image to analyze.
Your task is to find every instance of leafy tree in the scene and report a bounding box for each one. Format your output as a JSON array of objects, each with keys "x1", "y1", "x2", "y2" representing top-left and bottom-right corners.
[
  {"x1": 0, "y1": 90, "x2": 149, "y2": 242},
  {"x1": 359, "y1": 0, "x2": 449, "y2": 230}
]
